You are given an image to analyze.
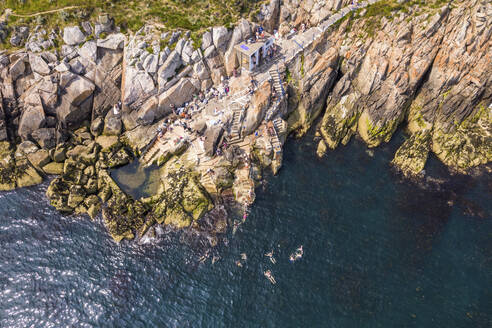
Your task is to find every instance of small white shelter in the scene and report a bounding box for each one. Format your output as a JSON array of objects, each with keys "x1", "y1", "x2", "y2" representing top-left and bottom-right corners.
[{"x1": 234, "y1": 33, "x2": 274, "y2": 71}]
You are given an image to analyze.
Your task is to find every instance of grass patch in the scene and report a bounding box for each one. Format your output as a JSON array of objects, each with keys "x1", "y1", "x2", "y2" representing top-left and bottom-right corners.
[
  {"x1": 340, "y1": 0, "x2": 450, "y2": 38},
  {"x1": 1, "y1": 0, "x2": 265, "y2": 49}
]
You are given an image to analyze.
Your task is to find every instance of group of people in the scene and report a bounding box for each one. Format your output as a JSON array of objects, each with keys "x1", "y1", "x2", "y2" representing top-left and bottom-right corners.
[
  {"x1": 261, "y1": 246, "x2": 303, "y2": 284},
  {"x1": 248, "y1": 25, "x2": 266, "y2": 44}
]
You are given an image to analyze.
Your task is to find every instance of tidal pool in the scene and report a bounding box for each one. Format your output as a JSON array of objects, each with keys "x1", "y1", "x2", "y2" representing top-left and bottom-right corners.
[{"x1": 110, "y1": 160, "x2": 161, "y2": 199}]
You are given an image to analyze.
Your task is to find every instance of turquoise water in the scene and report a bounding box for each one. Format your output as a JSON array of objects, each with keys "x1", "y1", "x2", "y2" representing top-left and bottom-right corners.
[{"x1": 0, "y1": 130, "x2": 490, "y2": 327}]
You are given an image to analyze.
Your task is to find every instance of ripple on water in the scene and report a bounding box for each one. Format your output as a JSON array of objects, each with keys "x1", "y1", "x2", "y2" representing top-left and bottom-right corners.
[{"x1": 0, "y1": 130, "x2": 491, "y2": 327}]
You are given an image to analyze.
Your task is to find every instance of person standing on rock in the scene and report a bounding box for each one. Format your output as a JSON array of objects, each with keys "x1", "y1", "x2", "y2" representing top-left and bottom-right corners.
[{"x1": 113, "y1": 103, "x2": 119, "y2": 116}]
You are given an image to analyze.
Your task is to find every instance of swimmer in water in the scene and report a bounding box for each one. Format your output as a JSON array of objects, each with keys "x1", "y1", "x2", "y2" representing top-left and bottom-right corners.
[
  {"x1": 232, "y1": 220, "x2": 241, "y2": 235},
  {"x1": 212, "y1": 256, "x2": 220, "y2": 264},
  {"x1": 289, "y1": 245, "x2": 304, "y2": 262},
  {"x1": 236, "y1": 260, "x2": 243, "y2": 267},
  {"x1": 241, "y1": 253, "x2": 247, "y2": 260},
  {"x1": 198, "y1": 251, "x2": 210, "y2": 263},
  {"x1": 265, "y1": 250, "x2": 276, "y2": 264},
  {"x1": 264, "y1": 270, "x2": 276, "y2": 284}
]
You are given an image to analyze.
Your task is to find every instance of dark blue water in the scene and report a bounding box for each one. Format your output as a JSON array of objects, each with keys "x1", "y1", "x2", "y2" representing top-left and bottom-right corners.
[{"x1": 0, "y1": 131, "x2": 490, "y2": 327}]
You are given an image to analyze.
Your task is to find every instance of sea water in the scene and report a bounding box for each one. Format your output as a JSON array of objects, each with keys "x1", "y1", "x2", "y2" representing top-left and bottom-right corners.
[{"x1": 0, "y1": 130, "x2": 490, "y2": 327}]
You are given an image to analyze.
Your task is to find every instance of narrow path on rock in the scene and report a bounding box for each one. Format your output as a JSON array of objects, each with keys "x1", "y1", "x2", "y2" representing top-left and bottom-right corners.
[{"x1": 5, "y1": 6, "x2": 80, "y2": 18}]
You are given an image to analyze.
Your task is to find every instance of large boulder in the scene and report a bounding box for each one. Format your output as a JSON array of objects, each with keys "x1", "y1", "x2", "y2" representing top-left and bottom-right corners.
[
  {"x1": 57, "y1": 75, "x2": 95, "y2": 127},
  {"x1": 122, "y1": 66, "x2": 155, "y2": 109},
  {"x1": 143, "y1": 54, "x2": 158, "y2": 74},
  {"x1": 95, "y1": 135, "x2": 120, "y2": 152},
  {"x1": 21, "y1": 76, "x2": 59, "y2": 115},
  {"x1": 103, "y1": 110, "x2": 122, "y2": 136},
  {"x1": 17, "y1": 140, "x2": 39, "y2": 155},
  {"x1": 97, "y1": 33, "x2": 125, "y2": 50},
  {"x1": 257, "y1": 0, "x2": 280, "y2": 33},
  {"x1": 136, "y1": 96, "x2": 157, "y2": 125},
  {"x1": 243, "y1": 80, "x2": 271, "y2": 135},
  {"x1": 181, "y1": 42, "x2": 194, "y2": 65},
  {"x1": 64, "y1": 75, "x2": 95, "y2": 106},
  {"x1": 78, "y1": 40, "x2": 97, "y2": 61},
  {"x1": 157, "y1": 50, "x2": 182, "y2": 88},
  {"x1": 212, "y1": 26, "x2": 229, "y2": 53},
  {"x1": 43, "y1": 162, "x2": 64, "y2": 175},
  {"x1": 203, "y1": 124, "x2": 224, "y2": 157},
  {"x1": 156, "y1": 78, "x2": 197, "y2": 119},
  {"x1": 9, "y1": 57, "x2": 26, "y2": 81},
  {"x1": 18, "y1": 105, "x2": 46, "y2": 140},
  {"x1": 16, "y1": 165, "x2": 43, "y2": 188},
  {"x1": 92, "y1": 66, "x2": 122, "y2": 118},
  {"x1": 31, "y1": 128, "x2": 56, "y2": 149},
  {"x1": 175, "y1": 38, "x2": 186, "y2": 55},
  {"x1": 90, "y1": 117, "x2": 104, "y2": 136},
  {"x1": 201, "y1": 31, "x2": 213, "y2": 50},
  {"x1": 193, "y1": 60, "x2": 210, "y2": 80},
  {"x1": 27, "y1": 149, "x2": 51, "y2": 169},
  {"x1": 29, "y1": 54, "x2": 50, "y2": 75},
  {"x1": 63, "y1": 26, "x2": 86, "y2": 46}
]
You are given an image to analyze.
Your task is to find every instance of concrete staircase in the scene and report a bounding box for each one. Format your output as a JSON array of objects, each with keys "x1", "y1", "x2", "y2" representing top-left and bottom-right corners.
[
  {"x1": 141, "y1": 141, "x2": 164, "y2": 166},
  {"x1": 269, "y1": 68, "x2": 284, "y2": 97},
  {"x1": 228, "y1": 103, "x2": 245, "y2": 144},
  {"x1": 270, "y1": 133, "x2": 282, "y2": 153},
  {"x1": 264, "y1": 67, "x2": 286, "y2": 121},
  {"x1": 200, "y1": 172, "x2": 216, "y2": 193},
  {"x1": 273, "y1": 117, "x2": 286, "y2": 135}
]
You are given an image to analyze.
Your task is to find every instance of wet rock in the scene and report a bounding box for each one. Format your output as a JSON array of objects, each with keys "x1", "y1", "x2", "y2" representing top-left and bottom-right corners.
[
  {"x1": 90, "y1": 117, "x2": 104, "y2": 136},
  {"x1": 27, "y1": 149, "x2": 51, "y2": 169},
  {"x1": 95, "y1": 135, "x2": 120, "y2": 152},
  {"x1": 392, "y1": 132, "x2": 431, "y2": 176},
  {"x1": 53, "y1": 145, "x2": 67, "y2": 163},
  {"x1": 43, "y1": 162, "x2": 64, "y2": 175},
  {"x1": 67, "y1": 185, "x2": 86, "y2": 208},
  {"x1": 16, "y1": 165, "x2": 43, "y2": 188},
  {"x1": 103, "y1": 110, "x2": 122, "y2": 136}
]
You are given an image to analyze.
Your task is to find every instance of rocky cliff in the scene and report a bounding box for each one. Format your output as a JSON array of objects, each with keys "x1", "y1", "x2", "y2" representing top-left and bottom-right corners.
[
  {"x1": 0, "y1": 0, "x2": 490, "y2": 242},
  {"x1": 307, "y1": 0, "x2": 491, "y2": 176}
]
